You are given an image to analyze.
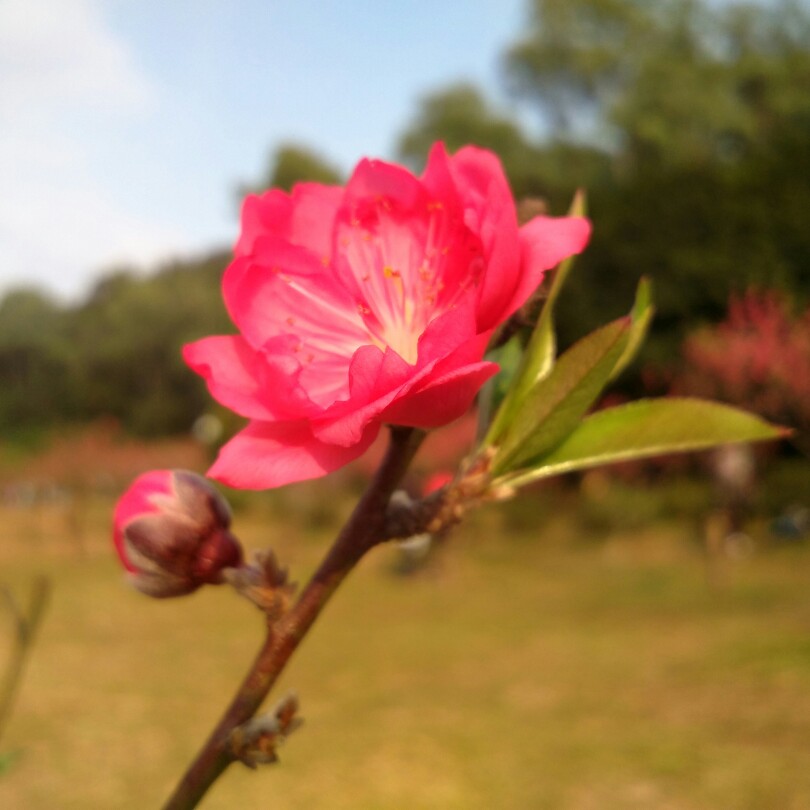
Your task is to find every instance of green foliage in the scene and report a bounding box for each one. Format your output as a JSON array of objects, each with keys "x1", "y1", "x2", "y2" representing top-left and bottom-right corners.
[
  {"x1": 492, "y1": 317, "x2": 630, "y2": 472},
  {"x1": 75, "y1": 255, "x2": 232, "y2": 436},
  {"x1": 502, "y1": 398, "x2": 785, "y2": 487},
  {"x1": 0, "y1": 252, "x2": 231, "y2": 439},
  {"x1": 507, "y1": 0, "x2": 655, "y2": 137},
  {"x1": 608, "y1": 276, "x2": 654, "y2": 382},
  {"x1": 486, "y1": 191, "x2": 588, "y2": 444},
  {"x1": 398, "y1": 83, "x2": 612, "y2": 200},
  {"x1": 245, "y1": 142, "x2": 343, "y2": 195},
  {"x1": 0, "y1": 289, "x2": 78, "y2": 430},
  {"x1": 486, "y1": 221, "x2": 783, "y2": 488},
  {"x1": 399, "y1": 83, "x2": 555, "y2": 198},
  {"x1": 508, "y1": 0, "x2": 810, "y2": 169}
]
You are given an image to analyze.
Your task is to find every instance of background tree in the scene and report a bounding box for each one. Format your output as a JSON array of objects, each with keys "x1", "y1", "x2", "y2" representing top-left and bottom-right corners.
[
  {"x1": 242, "y1": 142, "x2": 343, "y2": 196},
  {"x1": 507, "y1": 0, "x2": 810, "y2": 171},
  {"x1": 0, "y1": 289, "x2": 75, "y2": 433},
  {"x1": 675, "y1": 289, "x2": 810, "y2": 454},
  {"x1": 409, "y1": 0, "x2": 810, "y2": 371},
  {"x1": 398, "y1": 82, "x2": 612, "y2": 208}
]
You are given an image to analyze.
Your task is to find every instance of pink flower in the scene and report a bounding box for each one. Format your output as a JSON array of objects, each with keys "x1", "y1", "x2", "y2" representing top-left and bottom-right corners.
[
  {"x1": 113, "y1": 469, "x2": 242, "y2": 597},
  {"x1": 184, "y1": 143, "x2": 590, "y2": 489}
]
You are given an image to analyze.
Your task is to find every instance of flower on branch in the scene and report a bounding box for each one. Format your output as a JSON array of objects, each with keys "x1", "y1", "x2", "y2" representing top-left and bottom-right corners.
[
  {"x1": 184, "y1": 143, "x2": 590, "y2": 489},
  {"x1": 112, "y1": 470, "x2": 243, "y2": 598}
]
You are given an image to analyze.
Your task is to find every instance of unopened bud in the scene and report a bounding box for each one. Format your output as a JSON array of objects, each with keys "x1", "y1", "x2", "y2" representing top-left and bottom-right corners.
[{"x1": 112, "y1": 469, "x2": 242, "y2": 598}]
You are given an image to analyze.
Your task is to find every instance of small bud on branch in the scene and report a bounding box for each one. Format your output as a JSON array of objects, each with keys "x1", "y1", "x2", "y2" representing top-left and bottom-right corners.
[
  {"x1": 113, "y1": 470, "x2": 243, "y2": 598},
  {"x1": 229, "y1": 693, "x2": 303, "y2": 769}
]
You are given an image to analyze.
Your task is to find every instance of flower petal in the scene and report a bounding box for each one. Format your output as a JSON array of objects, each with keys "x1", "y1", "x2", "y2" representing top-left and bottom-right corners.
[
  {"x1": 313, "y1": 323, "x2": 493, "y2": 447},
  {"x1": 235, "y1": 183, "x2": 343, "y2": 259},
  {"x1": 381, "y1": 360, "x2": 497, "y2": 428},
  {"x1": 445, "y1": 145, "x2": 522, "y2": 331},
  {"x1": 414, "y1": 290, "x2": 478, "y2": 367},
  {"x1": 223, "y1": 239, "x2": 371, "y2": 405},
  {"x1": 311, "y1": 346, "x2": 413, "y2": 447},
  {"x1": 235, "y1": 190, "x2": 291, "y2": 258},
  {"x1": 208, "y1": 420, "x2": 380, "y2": 490},
  {"x1": 332, "y1": 153, "x2": 482, "y2": 365},
  {"x1": 182, "y1": 335, "x2": 314, "y2": 420},
  {"x1": 343, "y1": 157, "x2": 425, "y2": 210},
  {"x1": 507, "y1": 215, "x2": 592, "y2": 315}
]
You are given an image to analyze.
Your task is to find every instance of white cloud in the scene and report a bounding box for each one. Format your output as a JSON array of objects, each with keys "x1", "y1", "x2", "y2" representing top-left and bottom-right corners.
[
  {"x1": 0, "y1": 0, "x2": 186, "y2": 300},
  {"x1": 0, "y1": 0, "x2": 152, "y2": 114},
  {"x1": 0, "y1": 145, "x2": 186, "y2": 299}
]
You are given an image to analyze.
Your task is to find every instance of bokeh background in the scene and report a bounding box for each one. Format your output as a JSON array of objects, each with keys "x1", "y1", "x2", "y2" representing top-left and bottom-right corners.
[{"x1": 2, "y1": 1, "x2": 810, "y2": 807}]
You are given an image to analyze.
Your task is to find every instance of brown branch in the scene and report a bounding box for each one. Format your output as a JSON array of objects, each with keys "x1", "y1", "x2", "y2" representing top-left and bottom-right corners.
[{"x1": 162, "y1": 426, "x2": 425, "y2": 810}]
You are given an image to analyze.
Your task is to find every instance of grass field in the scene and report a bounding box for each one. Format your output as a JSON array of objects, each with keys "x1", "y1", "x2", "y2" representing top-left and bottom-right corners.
[{"x1": 1, "y1": 482, "x2": 810, "y2": 809}]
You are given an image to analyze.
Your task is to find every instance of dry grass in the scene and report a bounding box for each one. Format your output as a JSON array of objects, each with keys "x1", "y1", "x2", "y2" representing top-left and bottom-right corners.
[{"x1": 1, "y1": 488, "x2": 810, "y2": 809}]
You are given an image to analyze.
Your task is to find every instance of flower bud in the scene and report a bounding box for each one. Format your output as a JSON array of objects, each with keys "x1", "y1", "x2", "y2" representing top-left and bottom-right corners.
[{"x1": 113, "y1": 469, "x2": 243, "y2": 598}]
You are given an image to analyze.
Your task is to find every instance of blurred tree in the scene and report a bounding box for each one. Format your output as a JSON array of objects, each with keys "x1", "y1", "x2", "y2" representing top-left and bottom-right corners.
[
  {"x1": 507, "y1": 0, "x2": 810, "y2": 171},
  {"x1": 400, "y1": 83, "x2": 546, "y2": 197},
  {"x1": 0, "y1": 289, "x2": 75, "y2": 431},
  {"x1": 68, "y1": 254, "x2": 231, "y2": 437},
  {"x1": 396, "y1": 0, "x2": 810, "y2": 386},
  {"x1": 506, "y1": 0, "x2": 654, "y2": 139},
  {"x1": 675, "y1": 289, "x2": 810, "y2": 453},
  {"x1": 244, "y1": 142, "x2": 343, "y2": 195},
  {"x1": 398, "y1": 83, "x2": 612, "y2": 210}
]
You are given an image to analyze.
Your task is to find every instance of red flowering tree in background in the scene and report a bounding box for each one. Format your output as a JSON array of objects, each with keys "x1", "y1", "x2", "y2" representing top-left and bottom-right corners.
[{"x1": 677, "y1": 290, "x2": 810, "y2": 455}]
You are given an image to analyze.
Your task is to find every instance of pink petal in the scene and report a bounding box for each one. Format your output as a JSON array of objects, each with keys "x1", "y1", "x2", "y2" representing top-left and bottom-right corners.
[
  {"x1": 333, "y1": 153, "x2": 482, "y2": 364},
  {"x1": 222, "y1": 240, "x2": 370, "y2": 403},
  {"x1": 113, "y1": 470, "x2": 172, "y2": 569},
  {"x1": 445, "y1": 146, "x2": 522, "y2": 331},
  {"x1": 421, "y1": 142, "x2": 459, "y2": 202},
  {"x1": 183, "y1": 335, "x2": 313, "y2": 420},
  {"x1": 331, "y1": 174, "x2": 430, "y2": 357},
  {"x1": 507, "y1": 215, "x2": 592, "y2": 315},
  {"x1": 343, "y1": 157, "x2": 425, "y2": 210},
  {"x1": 208, "y1": 420, "x2": 379, "y2": 490},
  {"x1": 314, "y1": 325, "x2": 493, "y2": 447},
  {"x1": 235, "y1": 190, "x2": 291, "y2": 257},
  {"x1": 311, "y1": 346, "x2": 413, "y2": 447},
  {"x1": 381, "y1": 360, "x2": 497, "y2": 428},
  {"x1": 235, "y1": 183, "x2": 343, "y2": 260},
  {"x1": 385, "y1": 328, "x2": 494, "y2": 425},
  {"x1": 415, "y1": 291, "x2": 478, "y2": 367},
  {"x1": 288, "y1": 183, "x2": 344, "y2": 259}
]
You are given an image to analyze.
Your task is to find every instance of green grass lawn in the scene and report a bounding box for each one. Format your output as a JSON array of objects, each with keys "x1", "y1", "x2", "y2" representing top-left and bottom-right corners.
[{"x1": 2, "y1": 486, "x2": 810, "y2": 809}]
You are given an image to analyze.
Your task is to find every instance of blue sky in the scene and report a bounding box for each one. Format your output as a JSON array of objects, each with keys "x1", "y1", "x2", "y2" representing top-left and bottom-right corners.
[{"x1": 0, "y1": 0, "x2": 527, "y2": 301}]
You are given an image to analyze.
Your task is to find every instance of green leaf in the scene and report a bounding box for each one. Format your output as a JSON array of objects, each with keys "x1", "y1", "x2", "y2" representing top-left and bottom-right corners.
[
  {"x1": 609, "y1": 276, "x2": 654, "y2": 382},
  {"x1": 500, "y1": 398, "x2": 787, "y2": 488},
  {"x1": 492, "y1": 317, "x2": 631, "y2": 474},
  {"x1": 476, "y1": 336, "x2": 524, "y2": 441},
  {"x1": 486, "y1": 190, "x2": 587, "y2": 444}
]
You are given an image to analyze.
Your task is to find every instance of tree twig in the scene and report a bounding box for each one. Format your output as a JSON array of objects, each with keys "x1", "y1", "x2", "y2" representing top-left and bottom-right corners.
[{"x1": 162, "y1": 426, "x2": 425, "y2": 810}]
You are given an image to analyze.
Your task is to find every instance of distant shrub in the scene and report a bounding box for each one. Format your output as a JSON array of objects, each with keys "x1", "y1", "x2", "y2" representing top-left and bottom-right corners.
[{"x1": 675, "y1": 289, "x2": 810, "y2": 453}]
